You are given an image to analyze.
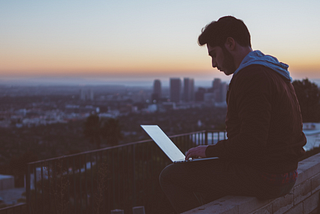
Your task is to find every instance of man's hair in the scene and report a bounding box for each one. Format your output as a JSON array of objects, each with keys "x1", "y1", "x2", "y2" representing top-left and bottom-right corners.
[{"x1": 198, "y1": 16, "x2": 251, "y2": 48}]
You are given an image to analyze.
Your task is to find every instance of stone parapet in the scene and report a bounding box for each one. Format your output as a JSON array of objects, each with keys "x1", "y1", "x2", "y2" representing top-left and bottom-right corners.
[{"x1": 182, "y1": 153, "x2": 320, "y2": 214}]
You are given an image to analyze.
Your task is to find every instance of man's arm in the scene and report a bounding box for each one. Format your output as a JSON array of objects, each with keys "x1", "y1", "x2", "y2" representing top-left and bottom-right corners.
[{"x1": 205, "y1": 67, "x2": 272, "y2": 160}]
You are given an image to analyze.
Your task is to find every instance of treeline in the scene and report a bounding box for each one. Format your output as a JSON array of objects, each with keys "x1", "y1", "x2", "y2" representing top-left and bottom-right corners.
[{"x1": 292, "y1": 78, "x2": 320, "y2": 122}]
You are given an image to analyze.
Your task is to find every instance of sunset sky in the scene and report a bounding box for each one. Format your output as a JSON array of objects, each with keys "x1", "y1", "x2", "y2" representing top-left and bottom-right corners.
[{"x1": 1, "y1": 0, "x2": 320, "y2": 85}]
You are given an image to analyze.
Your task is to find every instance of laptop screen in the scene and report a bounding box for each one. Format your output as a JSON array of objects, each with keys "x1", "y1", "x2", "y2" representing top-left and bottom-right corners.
[{"x1": 141, "y1": 125, "x2": 185, "y2": 162}]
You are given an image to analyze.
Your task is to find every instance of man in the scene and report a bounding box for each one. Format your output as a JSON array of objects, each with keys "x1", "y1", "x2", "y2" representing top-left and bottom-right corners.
[{"x1": 159, "y1": 16, "x2": 306, "y2": 214}]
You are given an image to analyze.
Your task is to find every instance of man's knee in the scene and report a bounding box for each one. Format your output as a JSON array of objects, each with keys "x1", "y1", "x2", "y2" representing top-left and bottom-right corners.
[
  {"x1": 159, "y1": 163, "x2": 187, "y2": 187},
  {"x1": 159, "y1": 163, "x2": 174, "y2": 185}
]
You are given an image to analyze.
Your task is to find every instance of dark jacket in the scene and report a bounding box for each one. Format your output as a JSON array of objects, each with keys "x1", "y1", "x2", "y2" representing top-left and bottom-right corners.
[{"x1": 205, "y1": 64, "x2": 306, "y2": 173}]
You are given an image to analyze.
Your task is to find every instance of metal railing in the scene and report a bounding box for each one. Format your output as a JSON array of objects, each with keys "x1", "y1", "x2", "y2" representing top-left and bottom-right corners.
[
  {"x1": 0, "y1": 203, "x2": 27, "y2": 214},
  {"x1": 25, "y1": 130, "x2": 226, "y2": 214}
]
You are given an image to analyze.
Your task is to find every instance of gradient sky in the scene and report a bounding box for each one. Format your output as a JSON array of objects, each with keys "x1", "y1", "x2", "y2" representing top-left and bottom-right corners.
[{"x1": 1, "y1": 0, "x2": 320, "y2": 84}]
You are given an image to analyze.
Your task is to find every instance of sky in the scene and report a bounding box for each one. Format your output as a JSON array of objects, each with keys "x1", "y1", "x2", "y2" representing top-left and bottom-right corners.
[{"x1": 1, "y1": 0, "x2": 320, "y2": 86}]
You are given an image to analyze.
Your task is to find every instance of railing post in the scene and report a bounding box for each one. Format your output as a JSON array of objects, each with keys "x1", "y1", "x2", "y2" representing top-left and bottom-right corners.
[
  {"x1": 133, "y1": 206, "x2": 145, "y2": 214},
  {"x1": 205, "y1": 130, "x2": 208, "y2": 145},
  {"x1": 26, "y1": 164, "x2": 31, "y2": 214},
  {"x1": 132, "y1": 144, "x2": 136, "y2": 207},
  {"x1": 111, "y1": 209, "x2": 124, "y2": 214}
]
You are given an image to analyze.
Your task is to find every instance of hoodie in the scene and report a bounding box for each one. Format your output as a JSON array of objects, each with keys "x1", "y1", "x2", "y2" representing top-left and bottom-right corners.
[
  {"x1": 205, "y1": 50, "x2": 306, "y2": 173},
  {"x1": 233, "y1": 50, "x2": 292, "y2": 81}
]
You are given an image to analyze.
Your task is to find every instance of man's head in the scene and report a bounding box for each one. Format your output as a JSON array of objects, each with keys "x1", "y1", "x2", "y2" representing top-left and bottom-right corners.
[{"x1": 198, "y1": 16, "x2": 251, "y2": 75}]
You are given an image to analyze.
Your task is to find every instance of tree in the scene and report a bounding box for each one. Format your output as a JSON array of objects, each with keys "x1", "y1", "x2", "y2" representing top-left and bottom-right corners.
[
  {"x1": 84, "y1": 114, "x2": 123, "y2": 148},
  {"x1": 292, "y1": 78, "x2": 320, "y2": 122},
  {"x1": 101, "y1": 118, "x2": 123, "y2": 146},
  {"x1": 84, "y1": 114, "x2": 102, "y2": 148}
]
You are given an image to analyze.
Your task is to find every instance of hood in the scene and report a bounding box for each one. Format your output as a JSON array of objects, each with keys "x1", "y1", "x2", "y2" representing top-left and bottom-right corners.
[{"x1": 233, "y1": 50, "x2": 292, "y2": 81}]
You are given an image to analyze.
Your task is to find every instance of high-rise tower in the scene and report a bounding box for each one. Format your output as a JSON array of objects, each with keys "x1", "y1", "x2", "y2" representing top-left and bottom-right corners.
[
  {"x1": 183, "y1": 78, "x2": 194, "y2": 102},
  {"x1": 170, "y1": 78, "x2": 181, "y2": 103},
  {"x1": 80, "y1": 89, "x2": 94, "y2": 101},
  {"x1": 212, "y1": 78, "x2": 222, "y2": 102},
  {"x1": 151, "y1": 79, "x2": 162, "y2": 103}
]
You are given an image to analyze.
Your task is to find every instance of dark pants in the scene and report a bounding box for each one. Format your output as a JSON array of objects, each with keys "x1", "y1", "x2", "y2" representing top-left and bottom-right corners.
[{"x1": 159, "y1": 159, "x2": 295, "y2": 214}]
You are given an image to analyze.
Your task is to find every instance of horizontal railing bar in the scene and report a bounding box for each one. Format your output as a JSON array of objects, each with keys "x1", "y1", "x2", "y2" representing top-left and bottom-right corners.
[
  {"x1": 27, "y1": 139, "x2": 153, "y2": 164},
  {"x1": 27, "y1": 130, "x2": 216, "y2": 165},
  {"x1": 0, "y1": 203, "x2": 26, "y2": 211}
]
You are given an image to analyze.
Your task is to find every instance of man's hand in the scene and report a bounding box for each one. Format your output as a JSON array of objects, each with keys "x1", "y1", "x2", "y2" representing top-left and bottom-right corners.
[{"x1": 185, "y1": 145, "x2": 208, "y2": 160}]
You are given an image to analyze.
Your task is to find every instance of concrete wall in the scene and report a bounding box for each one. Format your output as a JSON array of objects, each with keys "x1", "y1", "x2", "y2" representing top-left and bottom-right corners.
[{"x1": 183, "y1": 153, "x2": 320, "y2": 214}]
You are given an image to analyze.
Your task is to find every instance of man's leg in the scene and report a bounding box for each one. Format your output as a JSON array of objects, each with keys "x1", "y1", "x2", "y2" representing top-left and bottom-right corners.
[{"x1": 159, "y1": 160, "x2": 266, "y2": 213}]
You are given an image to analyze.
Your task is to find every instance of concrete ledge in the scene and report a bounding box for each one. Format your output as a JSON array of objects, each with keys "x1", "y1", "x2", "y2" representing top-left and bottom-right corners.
[{"x1": 182, "y1": 153, "x2": 320, "y2": 214}]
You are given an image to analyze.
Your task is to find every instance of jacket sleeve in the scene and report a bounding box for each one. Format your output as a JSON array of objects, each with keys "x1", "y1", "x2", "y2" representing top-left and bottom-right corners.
[{"x1": 205, "y1": 68, "x2": 272, "y2": 161}]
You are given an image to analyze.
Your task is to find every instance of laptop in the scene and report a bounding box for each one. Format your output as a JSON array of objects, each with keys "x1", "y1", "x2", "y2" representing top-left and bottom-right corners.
[{"x1": 141, "y1": 125, "x2": 218, "y2": 163}]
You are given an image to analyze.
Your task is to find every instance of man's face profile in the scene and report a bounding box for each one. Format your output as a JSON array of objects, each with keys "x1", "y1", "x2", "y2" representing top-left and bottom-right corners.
[{"x1": 207, "y1": 44, "x2": 236, "y2": 76}]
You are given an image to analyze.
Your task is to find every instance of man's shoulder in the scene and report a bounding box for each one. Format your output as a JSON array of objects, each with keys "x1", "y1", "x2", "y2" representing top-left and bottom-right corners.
[
  {"x1": 236, "y1": 64, "x2": 272, "y2": 77},
  {"x1": 232, "y1": 64, "x2": 272, "y2": 86}
]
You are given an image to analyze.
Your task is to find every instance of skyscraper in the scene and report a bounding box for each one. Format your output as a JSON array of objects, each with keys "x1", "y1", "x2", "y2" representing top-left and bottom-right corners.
[
  {"x1": 183, "y1": 78, "x2": 195, "y2": 102},
  {"x1": 195, "y1": 87, "x2": 206, "y2": 102},
  {"x1": 80, "y1": 89, "x2": 94, "y2": 101},
  {"x1": 210, "y1": 78, "x2": 228, "y2": 103},
  {"x1": 212, "y1": 78, "x2": 221, "y2": 91},
  {"x1": 151, "y1": 79, "x2": 162, "y2": 103},
  {"x1": 220, "y1": 82, "x2": 228, "y2": 103},
  {"x1": 170, "y1": 78, "x2": 181, "y2": 103},
  {"x1": 212, "y1": 78, "x2": 222, "y2": 102}
]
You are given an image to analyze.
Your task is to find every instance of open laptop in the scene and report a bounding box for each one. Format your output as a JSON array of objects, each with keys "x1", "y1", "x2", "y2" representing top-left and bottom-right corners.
[{"x1": 141, "y1": 125, "x2": 218, "y2": 163}]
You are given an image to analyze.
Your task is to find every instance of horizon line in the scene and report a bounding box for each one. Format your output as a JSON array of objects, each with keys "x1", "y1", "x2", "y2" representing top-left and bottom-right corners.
[{"x1": 0, "y1": 76, "x2": 320, "y2": 88}]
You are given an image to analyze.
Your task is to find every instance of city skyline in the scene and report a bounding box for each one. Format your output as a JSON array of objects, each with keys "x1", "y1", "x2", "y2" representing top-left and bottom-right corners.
[
  {"x1": 1, "y1": 0, "x2": 320, "y2": 83},
  {"x1": 0, "y1": 76, "x2": 320, "y2": 89}
]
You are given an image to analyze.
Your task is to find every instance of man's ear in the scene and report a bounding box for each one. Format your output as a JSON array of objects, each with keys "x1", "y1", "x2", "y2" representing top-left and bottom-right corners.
[{"x1": 224, "y1": 37, "x2": 236, "y2": 51}]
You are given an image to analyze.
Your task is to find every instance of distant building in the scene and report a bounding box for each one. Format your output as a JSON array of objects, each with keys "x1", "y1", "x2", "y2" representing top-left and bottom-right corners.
[
  {"x1": 195, "y1": 87, "x2": 206, "y2": 102},
  {"x1": 220, "y1": 82, "x2": 228, "y2": 103},
  {"x1": 151, "y1": 79, "x2": 162, "y2": 103},
  {"x1": 302, "y1": 123, "x2": 320, "y2": 151},
  {"x1": 170, "y1": 78, "x2": 181, "y2": 103},
  {"x1": 212, "y1": 78, "x2": 222, "y2": 102},
  {"x1": 204, "y1": 92, "x2": 215, "y2": 104},
  {"x1": 131, "y1": 90, "x2": 149, "y2": 103},
  {"x1": 147, "y1": 104, "x2": 158, "y2": 113},
  {"x1": 212, "y1": 78, "x2": 221, "y2": 90},
  {"x1": 207, "y1": 78, "x2": 228, "y2": 103},
  {"x1": 183, "y1": 78, "x2": 194, "y2": 102},
  {"x1": 159, "y1": 102, "x2": 176, "y2": 112},
  {"x1": 80, "y1": 89, "x2": 94, "y2": 101}
]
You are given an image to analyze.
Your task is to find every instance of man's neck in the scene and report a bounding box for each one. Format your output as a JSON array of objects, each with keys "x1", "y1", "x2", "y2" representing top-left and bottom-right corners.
[{"x1": 234, "y1": 46, "x2": 252, "y2": 69}]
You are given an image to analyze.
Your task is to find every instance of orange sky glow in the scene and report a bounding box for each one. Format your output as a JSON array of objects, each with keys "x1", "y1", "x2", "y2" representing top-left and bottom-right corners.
[{"x1": 1, "y1": 0, "x2": 320, "y2": 84}]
